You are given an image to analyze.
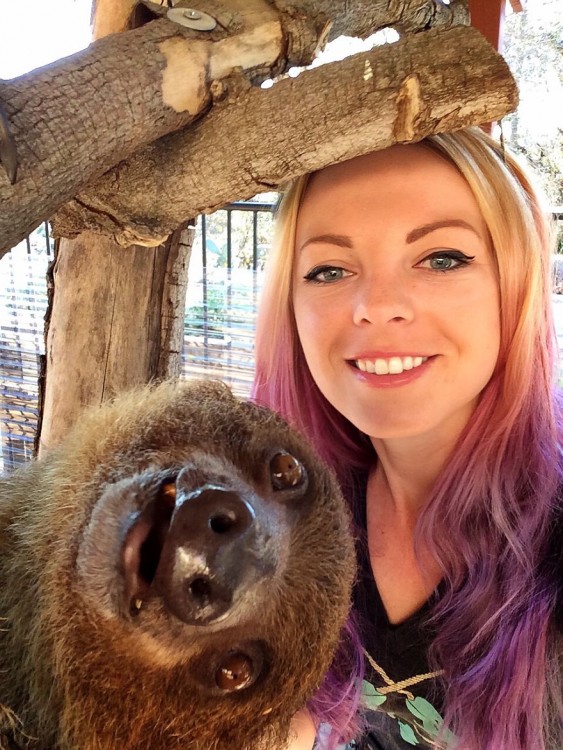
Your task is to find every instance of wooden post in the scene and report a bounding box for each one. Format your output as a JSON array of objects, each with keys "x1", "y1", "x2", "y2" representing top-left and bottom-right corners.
[
  {"x1": 36, "y1": 0, "x2": 197, "y2": 454},
  {"x1": 468, "y1": 0, "x2": 506, "y2": 133},
  {"x1": 468, "y1": 0, "x2": 506, "y2": 52}
]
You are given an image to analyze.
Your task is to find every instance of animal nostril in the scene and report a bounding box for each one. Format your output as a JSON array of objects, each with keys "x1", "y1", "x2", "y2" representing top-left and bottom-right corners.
[
  {"x1": 187, "y1": 576, "x2": 212, "y2": 604},
  {"x1": 209, "y1": 510, "x2": 237, "y2": 534}
]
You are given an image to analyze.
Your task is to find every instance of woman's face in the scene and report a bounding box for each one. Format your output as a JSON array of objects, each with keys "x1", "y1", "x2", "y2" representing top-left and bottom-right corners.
[{"x1": 292, "y1": 144, "x2": 501, "y2": 443}]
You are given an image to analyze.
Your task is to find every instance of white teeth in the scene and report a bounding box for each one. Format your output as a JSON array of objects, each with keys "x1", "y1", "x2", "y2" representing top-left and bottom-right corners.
[
  {"x1": 354, "y1": 355, "x2": 429, "y2": 375},
  {"x1": 388, "y1": 357, "x2": 403, "y2": 374}
]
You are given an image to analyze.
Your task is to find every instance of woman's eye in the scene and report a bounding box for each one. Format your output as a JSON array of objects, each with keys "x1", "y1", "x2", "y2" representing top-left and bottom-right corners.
[
  {"x1": 419, "y1": 251, "x2": 475, "y2": 272},
  {"x1": 303, "y1": 265, "x2": 351, "y2": 284}
]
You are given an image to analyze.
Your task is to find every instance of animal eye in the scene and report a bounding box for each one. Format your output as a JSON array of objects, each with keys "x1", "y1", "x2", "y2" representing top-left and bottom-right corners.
[
  {"x1": 270, "y1": 452, "x2": 305, "y2": 490},
  {"x1": 215, "y1": 652, "x2": 256, "y2": 691},
  {"x1": 303, "y1": 265, "x2": 351, "y2": 283},
  {"x1": 418, "y1": 250, "x2": 475, "y2": 272}
]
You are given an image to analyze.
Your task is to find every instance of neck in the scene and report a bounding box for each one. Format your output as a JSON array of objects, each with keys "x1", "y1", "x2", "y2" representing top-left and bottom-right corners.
[{"x1": 369, "y1": 423, "x2": 465, "y2": 522}]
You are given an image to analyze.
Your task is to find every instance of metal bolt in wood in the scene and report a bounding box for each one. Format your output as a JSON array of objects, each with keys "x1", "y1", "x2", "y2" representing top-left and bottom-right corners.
[{"x1": 166, "y1": 6, "x2": 217, "y2": 30}]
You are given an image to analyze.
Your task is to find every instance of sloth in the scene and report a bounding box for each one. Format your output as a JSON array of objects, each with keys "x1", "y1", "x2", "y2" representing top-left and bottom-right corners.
[{"x1": 0, "y1": 380, "x2": 355, "y2": 750}]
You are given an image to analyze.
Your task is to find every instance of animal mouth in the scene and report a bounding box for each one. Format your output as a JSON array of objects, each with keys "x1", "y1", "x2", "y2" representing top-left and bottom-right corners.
[{"x1": 121, "y1": 479, "x2": 177, "y2": 614}]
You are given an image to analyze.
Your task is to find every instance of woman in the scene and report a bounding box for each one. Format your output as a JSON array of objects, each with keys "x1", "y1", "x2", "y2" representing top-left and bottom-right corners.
[{"x1": 252, "y1": 128, "x2": 562, "y2": 750}]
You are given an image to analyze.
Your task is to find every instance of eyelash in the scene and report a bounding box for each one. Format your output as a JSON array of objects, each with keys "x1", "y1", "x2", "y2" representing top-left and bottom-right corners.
[
  {"x1": 302, "y1": 251, "x2": 476, "y2": 284},
  {"x1": 303, "y1": 265, "x2": 351, "y2": 284},
  {"x1": 419, "y1": 250, "x2": 476, "y2": 272}
]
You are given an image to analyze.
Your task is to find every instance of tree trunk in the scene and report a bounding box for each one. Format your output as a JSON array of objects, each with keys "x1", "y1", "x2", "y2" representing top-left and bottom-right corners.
[
  {"x1": 37, "y1": 223, "x2": 194, "y2": 453},
  {"x1": 35, "y1": 0, "x2": 201, "y2": 454},
  {"x1": 52, "y1": 25, "x2": 517, "y2": 248}
]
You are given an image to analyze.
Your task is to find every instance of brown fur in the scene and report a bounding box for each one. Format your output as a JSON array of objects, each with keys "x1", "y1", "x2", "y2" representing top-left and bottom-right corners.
[{"x1": 0, "y1": 380, "x2": 355, "y2": 750}]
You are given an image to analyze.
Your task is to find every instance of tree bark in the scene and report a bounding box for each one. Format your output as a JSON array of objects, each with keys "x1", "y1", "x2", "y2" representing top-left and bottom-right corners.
[
  {"x1": 274, "y1": 0, "x2": 470, "y2": 39},
  {"x1": 0, "y1": 0, "x2": 310, "y2": 258},
  {"x1": 52, "y1": 25, "x2": 517, "y2": 248},
  {"x1": 0, "y1": 0, "x2": 472, "y2": 258},
  {"x1": 38, "y1": 223, "x2": 194, "y2": 453}
]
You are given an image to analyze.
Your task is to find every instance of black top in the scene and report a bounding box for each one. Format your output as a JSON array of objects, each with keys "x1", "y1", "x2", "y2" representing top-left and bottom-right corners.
[
  {"x1": 350, "y1": 482, "x2": 451, "y2": 750},
  {"x1": 345, "y1": 476, "x2": 562, "y2": 750},
  {"x1": 352, "y1": 531, "x2": 451, "y2": 750}
]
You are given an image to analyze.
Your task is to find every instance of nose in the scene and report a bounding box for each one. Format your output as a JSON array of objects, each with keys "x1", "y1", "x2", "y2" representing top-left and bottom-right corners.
[
  {"x1": 352, "y1": 274, "x2": 415, "y2": 326},
  {"x1": 154, "y1": 486, "x2": 268, "y2": 625}
]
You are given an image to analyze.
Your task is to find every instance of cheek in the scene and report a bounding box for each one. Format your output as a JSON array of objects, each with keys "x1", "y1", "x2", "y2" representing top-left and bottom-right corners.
[
  {"x1": 293, "y1": 298, "x2": 330, "y2": 384},
  {"x1": 470, "y1": 283, "x2": 501, "y2": 357},
  {"x1": 293, "y1": 300, "x2": 322, "y2": 367},
  {"x1": 448, "y1": 282, "x2": 501, "y2": 383},
  {"x1": 292, "y1": 290, "x2": 344, "y2": 362}
]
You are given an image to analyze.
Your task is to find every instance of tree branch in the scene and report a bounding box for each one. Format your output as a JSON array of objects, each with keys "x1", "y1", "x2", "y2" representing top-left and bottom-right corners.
[
  {"x1": 0, "y1": 0, "x2": 315, "y2": 257},
  {"x1": 274, "y1": 0, "x2": 470, "y2": 40},
  {"x1": 51, "y1": 25, "x2": 517, "y2": 248},
  {"x1": 0, "y1": 0, "x2": 472, "y2": 258}
]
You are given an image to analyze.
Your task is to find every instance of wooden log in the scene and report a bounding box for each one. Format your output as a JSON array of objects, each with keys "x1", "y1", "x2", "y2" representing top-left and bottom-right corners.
[
  {"x1": 51, "y1": 24, "x2": 518, "y2": 248},
  {"x1": 37, "y1": 0, "x2": 194, "y2": 454},
  {"x1": 274, "y1": 0, "x2": 470, "y2": 39}
]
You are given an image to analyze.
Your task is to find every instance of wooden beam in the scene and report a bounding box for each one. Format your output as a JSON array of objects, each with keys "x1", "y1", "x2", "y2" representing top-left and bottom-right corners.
[
  {"x1": 509, "y1": 0, "x2": 525, "y2": 11},
  {"x1": 468, "y1": 0, "x2": 506, "y2": 51}
]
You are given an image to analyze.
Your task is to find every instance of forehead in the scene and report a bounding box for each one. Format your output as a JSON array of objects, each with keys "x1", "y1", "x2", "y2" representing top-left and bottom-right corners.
[{"x1": 298, "y1": 144, "x2": 483, "y2": 228}]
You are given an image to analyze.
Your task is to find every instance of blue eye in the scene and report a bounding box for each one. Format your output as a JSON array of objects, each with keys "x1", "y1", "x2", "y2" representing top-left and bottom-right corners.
[
  {"x1": 421, "y1": 251, "x2": 475, "y2": 272},
  {"x1": 303, "y1": 266, "x2": 351, "y2": 283}
]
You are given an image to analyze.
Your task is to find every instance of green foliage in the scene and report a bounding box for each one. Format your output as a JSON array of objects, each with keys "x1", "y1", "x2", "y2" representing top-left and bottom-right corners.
[
  {"x1": 184, "y1": 288, "x2": 226, "y2": 338},
  {"x1": 503, "y1": 1, "x2": 563, "y2": 207},
  {"x1": 202, "y1": 202, "x2": 275, "y2": 271}
]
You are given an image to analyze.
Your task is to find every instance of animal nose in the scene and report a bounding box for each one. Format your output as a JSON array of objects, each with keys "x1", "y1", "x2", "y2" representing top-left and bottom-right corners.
[
  {"x1": 121, "y1": 456, "x2": 305, "y2": 625},
  {"x1": 154, "y1": 486, "x2": 264, "y2": 625}
]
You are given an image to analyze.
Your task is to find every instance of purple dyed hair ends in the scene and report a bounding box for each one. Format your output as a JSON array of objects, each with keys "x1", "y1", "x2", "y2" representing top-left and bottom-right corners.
[{"x1": 252, "y1": 128, "x2": 563, "y2": 749}]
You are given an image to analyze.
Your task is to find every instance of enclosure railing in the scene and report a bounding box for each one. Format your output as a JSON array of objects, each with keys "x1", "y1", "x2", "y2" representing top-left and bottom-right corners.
[{"x1": 0, "y1": 200, "x2": 274, "y2": 471}]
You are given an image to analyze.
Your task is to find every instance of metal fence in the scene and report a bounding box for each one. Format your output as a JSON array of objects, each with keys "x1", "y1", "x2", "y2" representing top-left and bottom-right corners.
[
  {"x1": 0, "y1": 225, "x2": 52, "y2": 469},
  {"x1": 0, "y1": 200, "x2": 274, "y2": 471}
]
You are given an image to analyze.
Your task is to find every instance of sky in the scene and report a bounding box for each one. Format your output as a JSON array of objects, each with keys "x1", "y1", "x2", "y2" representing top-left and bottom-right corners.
[{"x1": 0, "y1": 0, "x2": 93, "y2": 79}]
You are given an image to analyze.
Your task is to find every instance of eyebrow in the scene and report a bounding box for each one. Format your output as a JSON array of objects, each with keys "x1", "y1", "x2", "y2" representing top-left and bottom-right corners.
[
  {"x1": 299, "y1": 220, "x2": 481, "y2": 253},
  {"x1": 298, "y1": 233, "x2": 353, "y2": 252},
  {"x1": 405, "y1": 219, "x2": 481, "y2": 244}
]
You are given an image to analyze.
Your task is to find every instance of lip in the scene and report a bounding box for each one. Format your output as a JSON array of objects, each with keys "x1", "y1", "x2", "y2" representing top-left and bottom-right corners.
[
  {"x1": 350, "y1": 351, "x2": 432, "y2": 359},
  {"x1": 347, "y1": 355, "x2": 436, "y2": 388}
]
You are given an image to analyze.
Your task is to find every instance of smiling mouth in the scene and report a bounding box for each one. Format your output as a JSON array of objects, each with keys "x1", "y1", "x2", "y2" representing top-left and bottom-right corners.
[{"x1": 352, "y1": 356, "x2": 430, "y2": 375}]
